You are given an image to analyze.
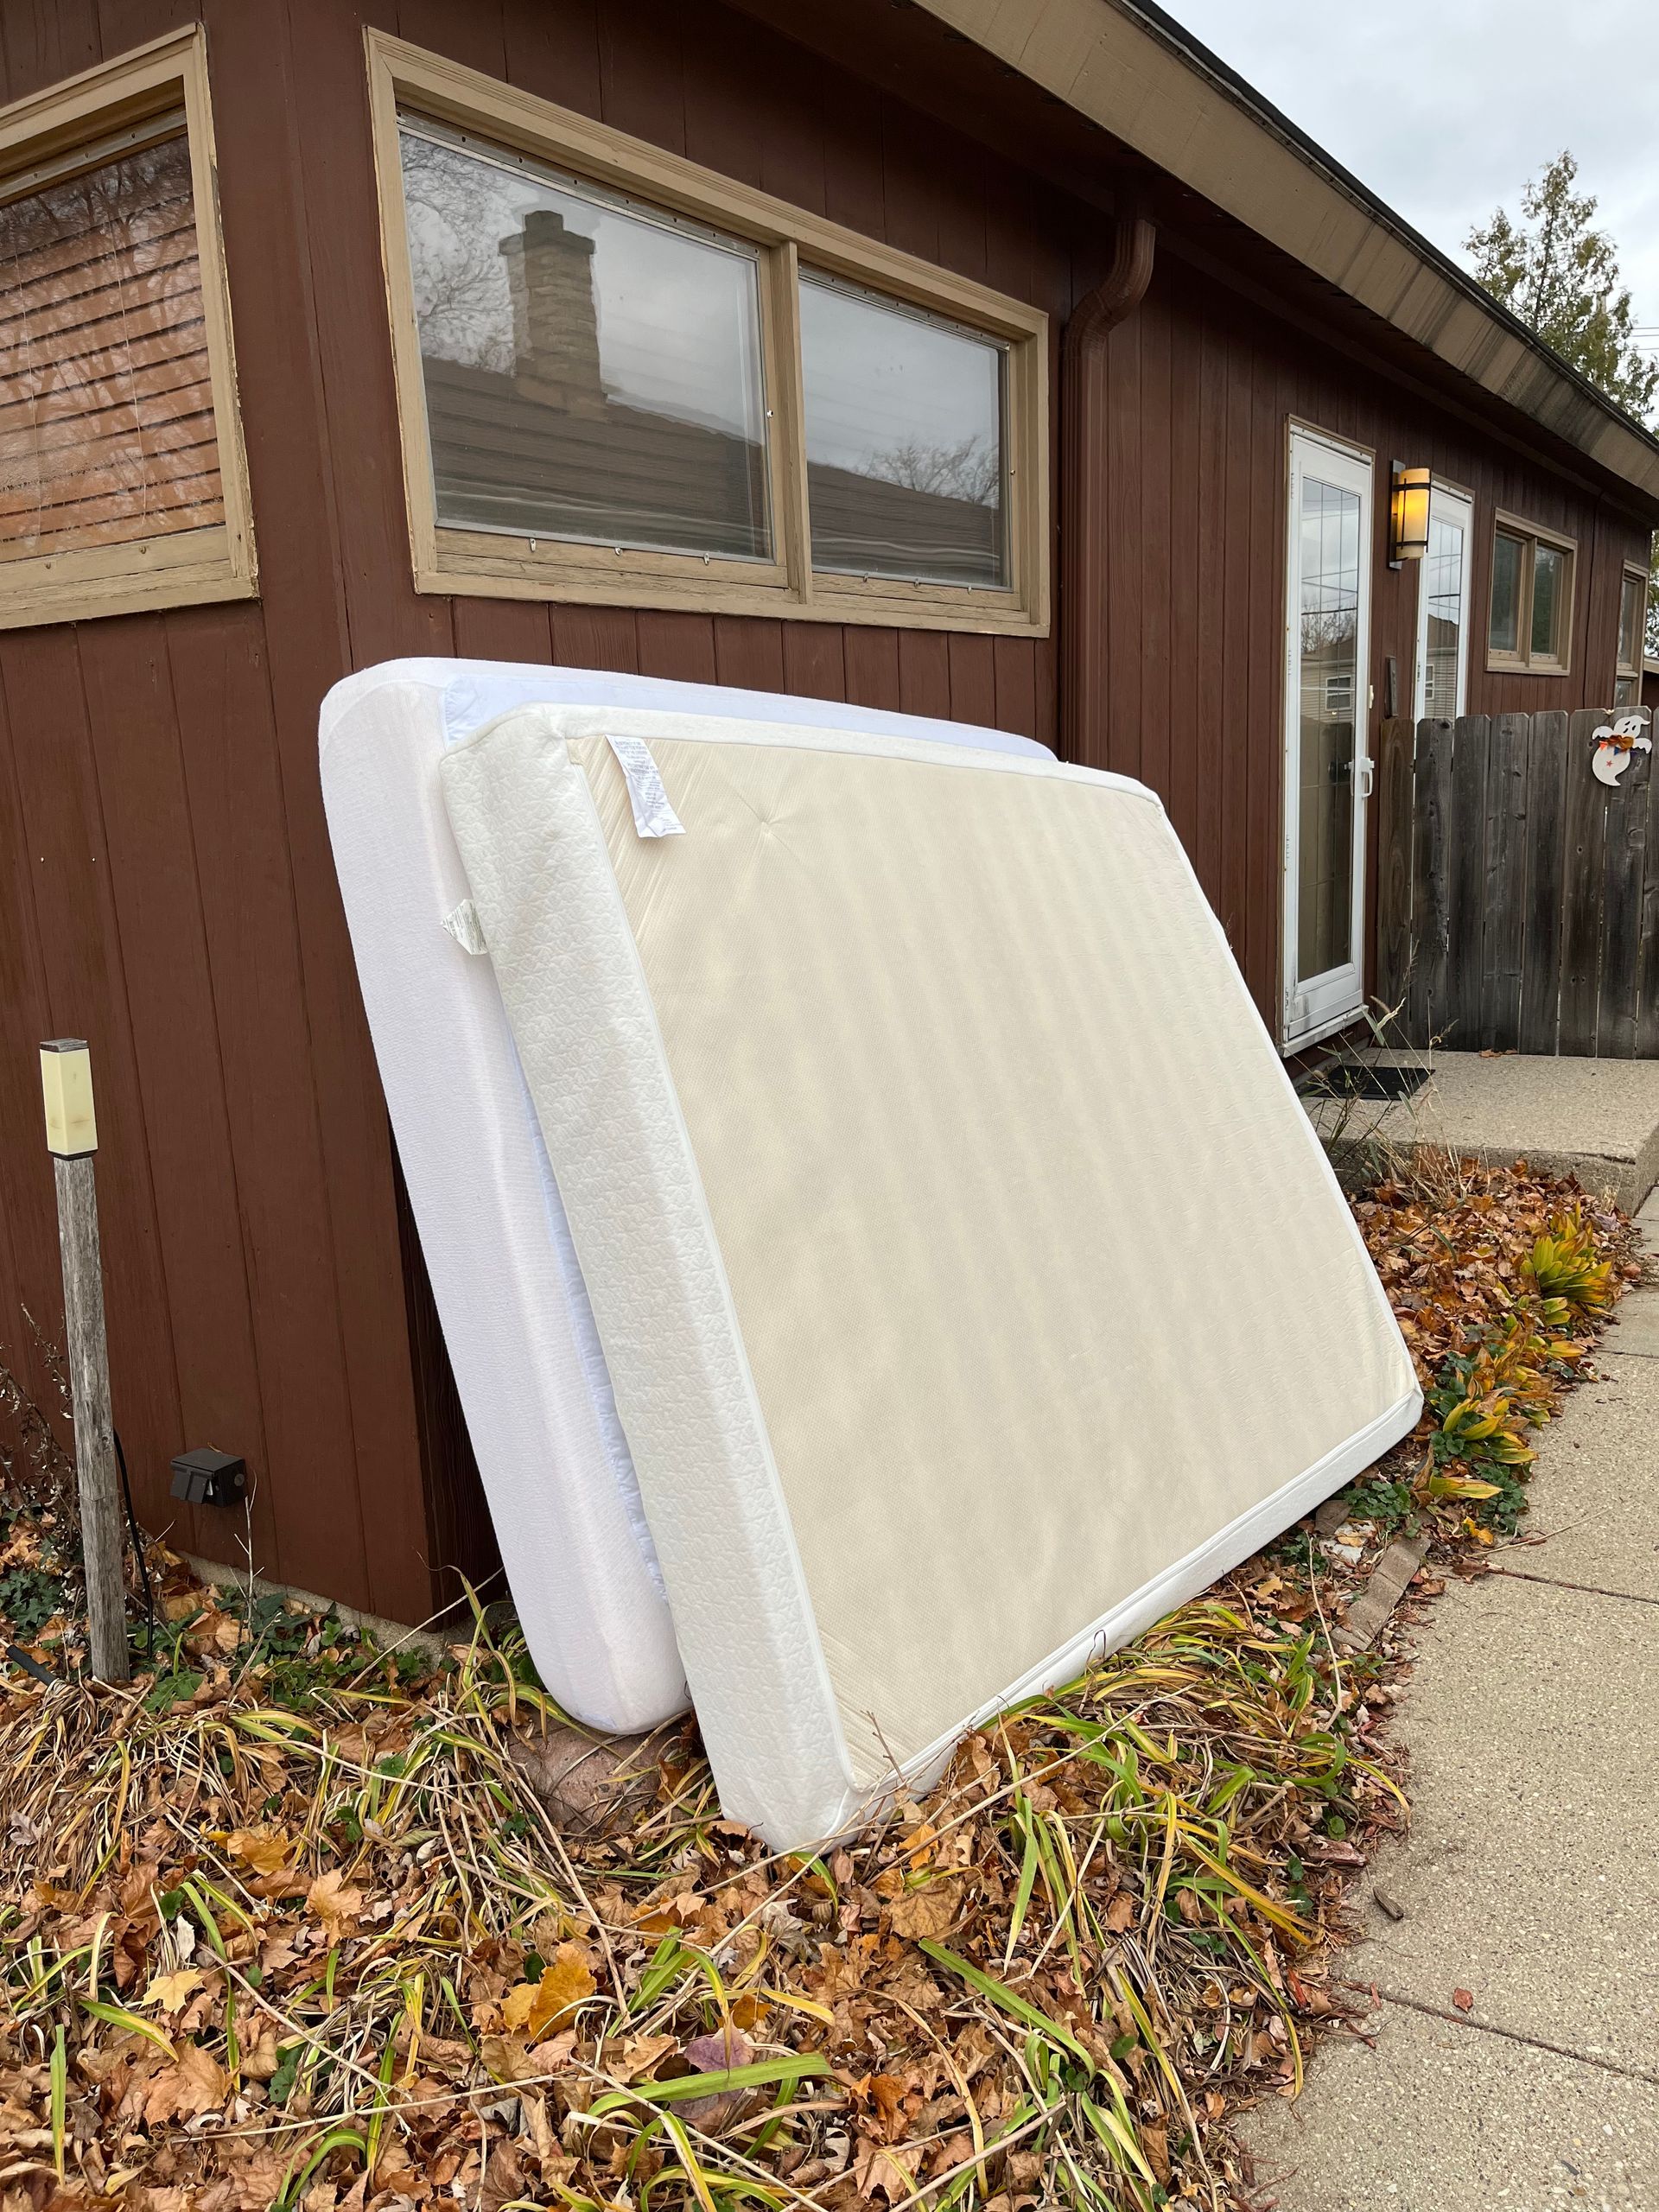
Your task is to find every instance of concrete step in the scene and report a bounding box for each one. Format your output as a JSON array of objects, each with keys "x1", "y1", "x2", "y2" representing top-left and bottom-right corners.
[{"x1": 1304, "y1": 1051, "x2": 1659, "y2": 1212}]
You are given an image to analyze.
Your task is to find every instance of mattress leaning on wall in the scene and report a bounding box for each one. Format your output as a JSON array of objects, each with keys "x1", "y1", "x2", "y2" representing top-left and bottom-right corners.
[
  {"x1": 318, "y1": 658, "x2": 1052, "y2": 1734},
  {"x1": 441, "y1": 702, "x2": 1422, "y2": 1849}
]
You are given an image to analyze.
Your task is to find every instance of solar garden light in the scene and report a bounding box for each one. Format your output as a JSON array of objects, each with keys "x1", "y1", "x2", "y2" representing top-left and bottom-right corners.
[{"x1": 40, "y1": 1039, "x2": 130, "y2": 1684}]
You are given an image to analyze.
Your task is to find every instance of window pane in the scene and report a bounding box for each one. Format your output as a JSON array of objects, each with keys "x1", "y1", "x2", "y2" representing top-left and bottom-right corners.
[
  {"x1": 398, "y1": 125, "x2": 772, "y2": 562},
  {"x1": 1489, "y1": 531, "x2": 1523, "y2": 653},
  {"x1": 799, "y1": 273, "x2": 1006, "y2": 588},
  {"x1": 1423, "y1": 512, "x2": 1465, "y2": 714},
  {"x1": 1530, "y1": 541, "x2": 1565, "y2": 658},
  {"x1": 1618, "y1": 571, "x2": 1643, "y2": 671},
  {"x1": 1295, "y1": 474, "x2": 1360, "y2": 982},
  {"x1": 0, "y1": 131, "x2": 223, "y2": 562},
  {"x1": 1614, "y1": 671, "x2": 1639, "y2": 710}
]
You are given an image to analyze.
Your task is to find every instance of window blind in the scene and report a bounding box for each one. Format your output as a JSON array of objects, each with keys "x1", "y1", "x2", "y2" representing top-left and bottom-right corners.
[{"x1": 0, "y1": 130, "x2": 223, "y2": 563}]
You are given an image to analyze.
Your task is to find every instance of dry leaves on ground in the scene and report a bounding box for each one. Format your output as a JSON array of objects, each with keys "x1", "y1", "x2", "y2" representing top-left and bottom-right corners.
[{"x1": 0, "y1": 1151, "x2": 1630, "y2": 2212}]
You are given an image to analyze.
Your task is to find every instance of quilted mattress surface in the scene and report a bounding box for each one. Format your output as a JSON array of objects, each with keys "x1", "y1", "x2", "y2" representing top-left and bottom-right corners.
[
  {"x1": 439, "y1": 702, "x2": 1421, "y2": 1848},
  {"x1": 318, "y1": 659, "x2": 1048, "y2": 1733}
]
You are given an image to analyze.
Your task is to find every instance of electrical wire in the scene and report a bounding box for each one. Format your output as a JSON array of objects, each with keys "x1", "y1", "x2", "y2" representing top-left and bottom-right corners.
[{"x1": 113, "y1": 1427, "x2": 156, "y2": 1657}]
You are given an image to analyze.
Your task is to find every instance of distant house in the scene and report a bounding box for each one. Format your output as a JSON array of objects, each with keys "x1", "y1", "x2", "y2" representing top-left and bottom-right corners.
[{"x1": 0, "y1": 0, "x2": 1656, "y2": 1629}]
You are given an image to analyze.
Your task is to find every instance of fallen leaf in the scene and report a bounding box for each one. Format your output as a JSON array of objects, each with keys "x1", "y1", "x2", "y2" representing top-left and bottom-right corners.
[
  {"x1": 480, "y1": 2139, "x2": 527, "y2": 2212},
  {"x1": 1103, "y1": 1892, "x2": 1136, "y2": 1934},
  {"x1": 500, "y1": 1942, "x2": 596, "y2": 2038},
  {"x1": 143, "y1": 2042, "x2": 229, "y2": 2125},
  {"x1": 142, "y1": 1967, "x2": 206, "y2": 2015},
  {"x1": 480, "y1": 2034, "x2": 537, "y2": 2084},
  {"x1": 241, "y1": 2029, "x2": 282, "y2": 2082},
  {"x1": 526, "y1": 2028, "x2": 579, "y2": 2075},
  {"x1": 307, "y1": 1871, "x2": 365, "y2": 1943},
  {"x1": 1141, "y1": 2122, "x2": 1171, "y2": 2183},
  {"x1": 887, "y1": 1874, "x2": 963, "y2": 1941},
  {"x1": 1452, "y1": 1987, "x2": 1475, "y2": 2012},
  {"x1": 853, "y1": 2136, "x2": 923, "y2": 2201},
  {"x1": 674, "y1": 2024, "x2": 755, "y2": 2132},
  {"x1": 607, "y1": 2031, "x2": 677, "y2": 2084},
  {"x1": 226, "y1": 1827, "x2": 292, "y2": 1877}
]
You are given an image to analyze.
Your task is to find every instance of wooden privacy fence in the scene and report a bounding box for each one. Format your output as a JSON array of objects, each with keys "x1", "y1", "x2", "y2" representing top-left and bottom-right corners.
[{"x1": 1374, "y1": 707, "x2": 1659, "y2": 1057}]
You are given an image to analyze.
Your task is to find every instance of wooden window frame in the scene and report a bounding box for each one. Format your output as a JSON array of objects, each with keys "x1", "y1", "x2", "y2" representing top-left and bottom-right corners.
[
  {"x1": 364, "y1": 31, "x2": 1050, "y2": 638},
  {"x1": 0, "y1": 27, "x2": 256, "y2": 632},
  {"x1": 1615, "y1": 560, "x2": 1648, "y2": 708},
  {"x1": 1485, "y1": 511, "x2": 1575, "y2": 677}
]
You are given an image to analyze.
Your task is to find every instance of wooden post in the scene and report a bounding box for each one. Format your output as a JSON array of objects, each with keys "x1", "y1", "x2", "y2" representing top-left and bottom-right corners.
[{"x1": 40, "y1": 1039, "x2": 130, "y2": 1684}]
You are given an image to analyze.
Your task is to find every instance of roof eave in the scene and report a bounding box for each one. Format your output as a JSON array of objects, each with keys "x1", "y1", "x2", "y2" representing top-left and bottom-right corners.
[{"x1": 912, "y1": 0, "x2": 1659, "y2": 512}]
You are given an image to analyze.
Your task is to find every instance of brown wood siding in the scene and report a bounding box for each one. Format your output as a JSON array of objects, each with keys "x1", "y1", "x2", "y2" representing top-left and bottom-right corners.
[
  {"x1": 1078, "y1": 253, "x2": 1651, "y2": 992},
  {"x1": 0, "y1": 0, "x2": 1647, "y2": 1628}
]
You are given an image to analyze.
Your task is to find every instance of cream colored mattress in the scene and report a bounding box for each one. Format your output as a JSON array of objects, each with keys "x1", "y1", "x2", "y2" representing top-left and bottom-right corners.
[
  {"x1": 320, "y1": 659, "x2": 1046, "y2": 1733},
  {"x1": 442, "y1": 704, "x2": 1420, "y2": 1848}
]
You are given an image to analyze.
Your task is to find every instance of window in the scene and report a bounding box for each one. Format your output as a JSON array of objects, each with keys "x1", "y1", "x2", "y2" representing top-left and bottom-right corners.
[
  {"x1": 401, "y1": 128, "x2": 775, "y2": 563},
  {"x1": 798, "y1": 274, "x2": 1007, "y2": 589},
  {"x1": 0, "y1": 29, "x2": 253, "y2": 629},
  {"x1": 1414, "y1": 483, "x2": 1472, "y2": 721},
  {"x1": 1615, "y1": 563, "x2": 1647, "y2": 710},
  {"x1": 366, "y1": 35, "x2": 1047, "y2": 634},
  {"x1": 1486, "y1": 513, "x2": 1575, "y2": 674}
]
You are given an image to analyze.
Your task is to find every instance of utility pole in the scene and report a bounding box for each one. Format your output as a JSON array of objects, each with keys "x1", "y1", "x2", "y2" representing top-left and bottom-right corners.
[{"x1": 40, "y1": 1040, "x2": 130, "y2": 1684}]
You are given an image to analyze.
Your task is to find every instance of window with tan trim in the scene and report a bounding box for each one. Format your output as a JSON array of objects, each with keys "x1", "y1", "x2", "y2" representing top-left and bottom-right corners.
[
  {"x1": 0, "y1": 28, "x2": 254, "y2": 631},
  {"x1": 365, "y1": 33, "x2": 1049, "y2": 636},
  {"x1": 1615, "y1": 562, "x2": 1647, "y2": 709},
  {"x1": 1486, "y1": 512, "x2": 1574, "y2": 675}
]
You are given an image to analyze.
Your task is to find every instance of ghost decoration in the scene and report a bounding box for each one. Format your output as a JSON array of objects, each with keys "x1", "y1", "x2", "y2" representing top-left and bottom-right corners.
[{"x1": 1592, "y1": 713, "x2": 1653, "y2": 787}]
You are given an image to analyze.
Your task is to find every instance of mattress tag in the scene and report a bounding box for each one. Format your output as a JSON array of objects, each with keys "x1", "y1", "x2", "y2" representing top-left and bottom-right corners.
[
  {"x1": 607, "y1": 734, "x2": 684, "y2": 839},
  {"x1": 442, "y1": 898, "x2": 487, "y2": 956}
]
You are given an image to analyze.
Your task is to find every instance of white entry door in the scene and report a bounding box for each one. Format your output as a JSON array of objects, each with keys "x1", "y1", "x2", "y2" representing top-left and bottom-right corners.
[
  {"x1": 1413, "y1": 484, "x2": 1473, "y2": 721},
  {"x1": 1282, "y1": 426, "x2": 1374, "y2": 1049}
]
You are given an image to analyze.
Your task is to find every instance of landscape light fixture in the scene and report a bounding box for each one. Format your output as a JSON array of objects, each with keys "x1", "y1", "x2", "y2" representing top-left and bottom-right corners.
[
  {"x1": 40, "y1": 1038, "x2": 97, "y2": 1158},
  {"x1": 170, "y1": 1446, "x2": 248, "y2": 1508},
  {"x1": 1389, "y1": 463, "x2": 1432, "y2": 568}
]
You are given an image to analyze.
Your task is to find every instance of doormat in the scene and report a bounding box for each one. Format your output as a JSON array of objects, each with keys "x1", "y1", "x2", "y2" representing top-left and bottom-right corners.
[{"x1": 1299, "y1": 1061, "x2": 1430, "y2": 1103}]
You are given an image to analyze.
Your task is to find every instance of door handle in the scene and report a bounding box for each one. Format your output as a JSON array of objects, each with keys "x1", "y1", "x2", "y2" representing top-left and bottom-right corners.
[{"x1": 1354, "y1": 757, "x2": 1376, "y2": 800}]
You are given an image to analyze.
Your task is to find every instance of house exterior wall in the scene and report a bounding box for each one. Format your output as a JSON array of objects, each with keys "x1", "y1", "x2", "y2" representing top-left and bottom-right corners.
[
  {"x1": 0, "y1": 0, "x2": 1648, "y2": 1625},
  {"x1": 1077, "y1": 252, "x2": 1653, "y2": 1023}
]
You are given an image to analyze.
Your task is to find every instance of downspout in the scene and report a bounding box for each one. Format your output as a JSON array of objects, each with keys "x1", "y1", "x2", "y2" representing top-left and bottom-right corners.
[{"x1": 1060, "y1": 197, "x2": 1157, "y2": 766}]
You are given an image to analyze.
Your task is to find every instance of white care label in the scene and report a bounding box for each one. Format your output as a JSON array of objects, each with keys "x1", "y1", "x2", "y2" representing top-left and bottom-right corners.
[
  {"x1": 606, "y1": 734, "x2": 685, "y2": 840},
  {"x1": 441, "y1": 898, "x2": 487, "y2": 955}
]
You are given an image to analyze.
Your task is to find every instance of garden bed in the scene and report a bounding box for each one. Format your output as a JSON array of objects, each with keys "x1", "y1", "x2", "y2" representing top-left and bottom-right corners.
[{"x1": 0, "y1": 1156, "x2": 1635, "y2": 2212}]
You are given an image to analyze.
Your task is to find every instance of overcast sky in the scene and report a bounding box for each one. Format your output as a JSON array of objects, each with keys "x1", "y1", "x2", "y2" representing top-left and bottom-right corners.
[{"x1": 1166, "y1": 0, "x2": 1659, "y2": 357}]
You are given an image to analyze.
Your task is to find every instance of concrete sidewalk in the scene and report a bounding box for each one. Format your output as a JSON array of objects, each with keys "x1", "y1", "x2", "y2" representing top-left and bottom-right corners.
[{"x1": 1239, "y1": 1198, "x2": 1659, "y2": 2209}]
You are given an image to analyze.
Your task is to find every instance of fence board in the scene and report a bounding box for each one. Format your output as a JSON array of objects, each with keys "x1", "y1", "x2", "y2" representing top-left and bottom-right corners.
[
  {"x1": 1405, "y1": 718, "x2": 1453, "y2": 1047},
  {"x1": 1480, "y1": 712, "x2": 1530, "y2": 1051},
  {"x1": 1639, "y1": 744, "x2": 1659, "y2": 1058},
  {"x1": 1373, "y1": 715, "x2": 1414, "y2": 1014},
  {"x1": 1517, "y1": 712, "x2": 1570, "y2": 1055},
  {"x1": 1445, "y1": 715, "x2": 1489, "y2": 1049},
  {"x1": 1381, "y1": 706, "x2": 1659, "y2": 1061},
  {"x1": 1599, "y1": 729, "x2": 1651, "y2": 1058},
  {"x1": 1558, "y1": 709, "x2": 1611, "y2": 1056}
]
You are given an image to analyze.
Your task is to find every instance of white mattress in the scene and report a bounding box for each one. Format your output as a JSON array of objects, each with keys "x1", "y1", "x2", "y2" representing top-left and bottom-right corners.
[
  {"x1": 440, "y1": 703, "x2": 1421, "y2": 1847},
  {"x1": 318, "y1": 658, "x2": 1047, "y2": 1732}
]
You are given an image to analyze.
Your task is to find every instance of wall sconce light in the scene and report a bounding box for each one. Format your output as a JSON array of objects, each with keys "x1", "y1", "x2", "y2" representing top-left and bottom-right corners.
[{"x1": 1389, "y1": 463, "x2": 1432, "y2": 567}]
